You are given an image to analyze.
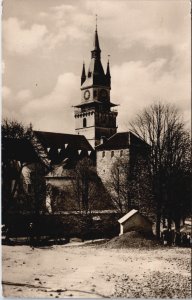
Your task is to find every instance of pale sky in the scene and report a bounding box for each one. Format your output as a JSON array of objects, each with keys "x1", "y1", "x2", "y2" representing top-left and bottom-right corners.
[{"x1": 2, "y1": 0, "x2": 191, "y2": 133}]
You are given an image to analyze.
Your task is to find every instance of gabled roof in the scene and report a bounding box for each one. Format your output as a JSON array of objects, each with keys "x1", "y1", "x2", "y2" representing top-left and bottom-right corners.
[
  {"x1": 118, "y1": 209, "x2": 138, "y2": 224},
  {"x1": 34, "y1": 131, "x2": 95, "y2": 165},
  {"x1": 96, "y1": 131, "x2": 150, "y2": 151},
  {"x1": 118, "y1": 209, "x2": 153, "y2": 225},
  {"x1": 34, "y1": 131, "x2": 93, "y2": 151}
]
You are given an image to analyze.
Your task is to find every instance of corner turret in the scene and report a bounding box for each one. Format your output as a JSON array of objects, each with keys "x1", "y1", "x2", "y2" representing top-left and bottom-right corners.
[
  {"x1": 106, "y1": 56, "x2": 111, "y2": 87},
  {"x1": 81, "y1": 62, "x2": 86, "y2": 86}
]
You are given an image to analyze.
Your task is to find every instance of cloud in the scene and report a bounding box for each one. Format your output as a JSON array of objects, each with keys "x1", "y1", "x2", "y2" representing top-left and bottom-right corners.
[
  {"x1": 43, "y1": 4, "x2": 93, "y2": 51},
  {"x1": 111, "y1": 56, "x2": 190, "y2": 131},
  {"x1": 2, "y1": 1, "x2": 190, "y2": 133},
  {"x1": 51, "y1": 4, "x2": 76, "y2": 18},
  {"x1": 86, "y1": 0, "x2": 190, "y2": 51},
  {"x1": 16, "y1": 89, "x2": 32, "y2": 101},
  {"x1": 2, "y1": 86, "x2": 18, "y2": 120},
  {"x1": 3, "y1": 18, "x2": 48, "y2": 55},
  {"x1": 2, "y1": 87, "x2": 33, "y2": 120},
  {"x1": 3, "y1": 52, "x2": 190, "y2": 134},
  {"x1": 18, "y1": 73, "x2": 79, "y2": 132},
  {"x1": 38, "y1": 12, "x2": 49, "y2": 19},
  {"x1": 2, "y1": 73, "x2": 80, "y2": 132}
]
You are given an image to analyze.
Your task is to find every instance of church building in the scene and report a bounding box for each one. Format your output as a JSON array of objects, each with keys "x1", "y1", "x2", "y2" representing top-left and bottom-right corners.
[
  {"x1": 74, "y1": 25, "x2": 118, "y2": 148},
  {"x1": 42, "y1": 24, "x2": 149, "y2": 213},
  {"x1": 3, "y1": 23, "x2": 149, "y2": 217}
]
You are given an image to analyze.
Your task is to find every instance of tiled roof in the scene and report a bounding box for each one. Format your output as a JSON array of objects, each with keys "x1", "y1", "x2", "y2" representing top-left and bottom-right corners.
[
  {"x1": 34, "y1": 131, "x2": 93, "y2": 150},
  {"x1": 96, "y1": 131, "x2": 149, "y2": 151},
  {"x1": 34, "y1": 131, "x2": 95, "y2": 165}
]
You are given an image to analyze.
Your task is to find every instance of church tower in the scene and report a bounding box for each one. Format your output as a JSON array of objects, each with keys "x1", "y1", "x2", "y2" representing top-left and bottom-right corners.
[{"x1": 74, "y1": 23, "x2": 118, "y2": 148}]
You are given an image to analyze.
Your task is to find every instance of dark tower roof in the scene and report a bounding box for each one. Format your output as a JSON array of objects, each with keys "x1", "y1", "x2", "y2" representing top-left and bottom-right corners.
[
  {"x1": 106, "y1": 58, "x2": 111, "y2": 87},
  {"x1": 91, "y1": 28, "x2": 101, "y2": 59},
  {"x1": 96, "y1": 132, "x2": 150, "y2": 151},
  {"x1": 81, "y1": 62, "x2": 86, "y2": 85},
  {"x1": 81, "y1": 26, "x2": 110, "y2": 88}
]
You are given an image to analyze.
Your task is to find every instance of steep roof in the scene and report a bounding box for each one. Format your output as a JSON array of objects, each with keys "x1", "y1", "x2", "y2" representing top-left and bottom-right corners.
[
  {"x1": 34, "y1": 131, "x2": 95, "y2": 165},
  {"x1": 96, "y1": 131, "x2": 150, "y2": 151},
  {"x1": 92, "y1": 28, "x2": 101, "y2": 53},
  {"x1": 81, "y1": 58, "x2": 107, "y2": 88},
  {"x1": 34, "y1": 131, "x2": 93, "y2": 151},
  {"x1": 81, "y1": 28, "x2": 110, "y2": 89}
]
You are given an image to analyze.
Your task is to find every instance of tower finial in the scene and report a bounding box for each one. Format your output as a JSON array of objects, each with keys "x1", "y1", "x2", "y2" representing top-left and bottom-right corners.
[
  {"x1": 95, "y1": 14, "x2": 98, "y2": 30},
  {"x1": 108, "y1": 54, "x2": 110, "y2": 63}
]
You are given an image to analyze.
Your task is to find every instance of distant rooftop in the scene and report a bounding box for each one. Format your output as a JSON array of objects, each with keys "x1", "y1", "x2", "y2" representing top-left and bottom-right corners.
[{"x1": 96, "y1": 131, "x2": 149, "y2": 151}]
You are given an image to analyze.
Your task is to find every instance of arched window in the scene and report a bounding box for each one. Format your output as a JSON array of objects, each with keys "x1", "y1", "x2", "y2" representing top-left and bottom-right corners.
[
  {"x1": 102, "y1": 151, "x2": 105, "y2": 158},
  {"x1": 111, "y1": 151, "x2": 114, "y2": 158},
  {"x1": 120, "y1": 150, "x2": 123, "y2": 157},
  {"x1": 83, "y1": 118, "x2": 87, "y2": 128}
]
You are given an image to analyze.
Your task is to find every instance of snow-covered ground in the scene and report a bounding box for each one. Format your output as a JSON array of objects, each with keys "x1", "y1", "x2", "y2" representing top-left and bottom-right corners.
[{"x1": 2, "y1": 243, "x2": 191, "y2": 298}]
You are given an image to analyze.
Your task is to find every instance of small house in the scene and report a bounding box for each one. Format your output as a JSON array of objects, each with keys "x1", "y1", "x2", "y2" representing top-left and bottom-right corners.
[{"x1": 118, "y1": 209, "x2": 152, "y2": 235}]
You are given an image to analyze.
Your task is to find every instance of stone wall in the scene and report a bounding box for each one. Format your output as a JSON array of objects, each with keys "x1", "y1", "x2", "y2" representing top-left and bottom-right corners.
[
  {"x1": 75, "y1": 112, "x2": 95, "y2": 131},
  {"x1": 96, "y1": 148, "x2": 129, "y2": 183}
]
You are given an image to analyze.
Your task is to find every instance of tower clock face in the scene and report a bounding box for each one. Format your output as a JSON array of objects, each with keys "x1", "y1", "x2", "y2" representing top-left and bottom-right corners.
[
  {"x1": 84, "y1": 90, "x2": 90, "y2": 101},
  {"x1": 99, "y1": 89, "x2": 108, "y2": 100}
]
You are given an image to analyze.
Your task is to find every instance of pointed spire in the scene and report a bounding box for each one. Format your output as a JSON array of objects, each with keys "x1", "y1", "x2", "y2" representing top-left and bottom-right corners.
[
  {"x1": 91, "y1": 15, "x2": 101, "y2": 59},
  {"x1": 106, "y1": 55, "x2": 111, "y2": 77},
  {"x1": 81, "y1": 62, "x2": 86, "y2": 85},
  {"x1": 106, "y1": 55, "x2": 111, "y2": 86},
  {"x1": 93, "y1": 28, "x2": 101, "y2": 51}
]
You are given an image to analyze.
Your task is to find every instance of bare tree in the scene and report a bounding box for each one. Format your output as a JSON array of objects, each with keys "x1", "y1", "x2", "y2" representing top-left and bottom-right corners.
[
  {"x1": 105, "y1": 157, "x2": 129, "y2": 214},
  {"x1": 130, "y1": 103, "x2": 191, "y2": 237},
  {"x1": 71, "y1": 158, "x2": 99, "y2": 216},
  {"x1": 69, "y1": 157, "x2": 112, "y2": 239},
  {"x1": 106, "y1": 155, "x2": 154, "y2": 216},
  {"x1": 129, "y1": 154, "x2": 154, "y2": 217}
]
